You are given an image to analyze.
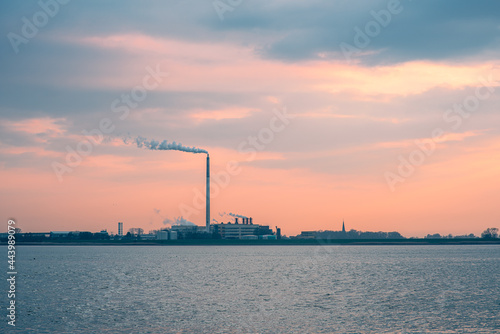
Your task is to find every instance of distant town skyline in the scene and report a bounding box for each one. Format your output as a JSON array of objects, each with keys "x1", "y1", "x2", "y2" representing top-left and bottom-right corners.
[{"x1": 1, "y1": 1, "x2": 500, "y2": 237}]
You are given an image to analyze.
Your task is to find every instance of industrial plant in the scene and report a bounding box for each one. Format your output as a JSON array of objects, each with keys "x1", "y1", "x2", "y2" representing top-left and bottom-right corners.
[
  {"x1": 130, "y1": 138, "x2": 281, "y2": 239},
  {"x1": 4, "y1": 140, "x2": 281, "y2": 243},
  {"x1": 150, "y1": 216, "x2": 280, "y2": 241}
]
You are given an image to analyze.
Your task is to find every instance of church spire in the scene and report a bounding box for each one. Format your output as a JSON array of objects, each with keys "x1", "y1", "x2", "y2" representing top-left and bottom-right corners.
[{"x1": 342, "y1": 219, "x2": 346, "y2": 233}]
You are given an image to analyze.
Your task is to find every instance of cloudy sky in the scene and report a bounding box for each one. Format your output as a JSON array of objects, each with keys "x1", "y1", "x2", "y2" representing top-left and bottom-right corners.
[{"x1": 1, "y1": 0, "x2": 499, "y2": 236}]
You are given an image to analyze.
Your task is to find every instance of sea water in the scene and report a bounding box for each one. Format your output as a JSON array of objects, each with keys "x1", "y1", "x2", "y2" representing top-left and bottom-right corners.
[{"x1": 3, "y1": 245, "x2": 499, "y2": 333}]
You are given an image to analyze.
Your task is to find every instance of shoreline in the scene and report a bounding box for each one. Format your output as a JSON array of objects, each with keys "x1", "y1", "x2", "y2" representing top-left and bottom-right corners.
[{"x1": 3, "y1": 239, "x2": 500, "y2": 246}]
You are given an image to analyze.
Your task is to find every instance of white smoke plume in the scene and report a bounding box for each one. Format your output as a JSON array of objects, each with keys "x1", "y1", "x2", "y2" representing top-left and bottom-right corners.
[
  {"x1": 219, "y1": 212, "x2": 248, "y2": 221},
  {"x1": 161, "y1": 216, "x2": 196, "y2": 226},
  {"x1": 228, "y1": 212, "x2": 247, "y2": 219},
  {"x1": 132, "y1": 136, "x2": 208, "y2": 154},
  {"x1": 162, "y1": 218, "x2": 173, "y2": 225},
  {"x1": 154, "y1": 209, "x2": 196, "y2": 226},
  {"x1": 171, "y1": 216, "x2": 196, "y2": 226}
]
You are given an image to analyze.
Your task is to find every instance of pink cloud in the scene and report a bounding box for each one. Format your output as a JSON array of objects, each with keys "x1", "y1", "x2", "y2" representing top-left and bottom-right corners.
[
  {"x1": 4, "y1": 117, "x2": 67, "y2": 137},
  {"x1": 57, "y1": 33, "x2": 500, "y2": 98}
]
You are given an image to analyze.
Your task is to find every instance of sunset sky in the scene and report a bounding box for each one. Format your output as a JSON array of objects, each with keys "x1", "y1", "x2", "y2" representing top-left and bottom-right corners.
[{"x1": 1, "y1": 0, "x2": 499, "y2": 237}]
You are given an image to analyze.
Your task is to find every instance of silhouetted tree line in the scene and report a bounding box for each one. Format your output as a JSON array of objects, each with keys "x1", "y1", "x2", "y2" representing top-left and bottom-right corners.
[
  {"x1": 2, "y1": 232, "x2": 110, "y2": 242},
  {"x1": 315, "y1": 229, "x2": 404, "y2": 239},
  {"x1": 481, "y1": 228, "x2": 499, "y2": 239},
  {"x1": 425, "y1": 228, "x2": 499, "y2": 239},
  {"x1": 425, "y1": 233, "x2": 476, "y2": 239}
]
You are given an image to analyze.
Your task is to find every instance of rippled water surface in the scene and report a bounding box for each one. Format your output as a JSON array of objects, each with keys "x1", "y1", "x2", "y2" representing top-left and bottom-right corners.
[{"x1": 4, "y1": 245, "x2": 500, "y2": 333}]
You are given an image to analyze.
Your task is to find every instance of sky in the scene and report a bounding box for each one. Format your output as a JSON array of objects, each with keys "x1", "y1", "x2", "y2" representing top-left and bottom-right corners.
[{"x1": 1, "y1": 0, "x2": 499, "y2": 237}]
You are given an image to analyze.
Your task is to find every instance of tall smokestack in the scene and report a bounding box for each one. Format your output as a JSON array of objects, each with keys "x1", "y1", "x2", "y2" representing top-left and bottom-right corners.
[
  {"x1": 128, "y1": 136, "x2": 209, "y2": 231},
  {"x1": 206, "y1": 154, "x2": 210, "y2": 233}
]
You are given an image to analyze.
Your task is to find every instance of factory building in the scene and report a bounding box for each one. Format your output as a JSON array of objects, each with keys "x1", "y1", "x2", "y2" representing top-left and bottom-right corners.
[
  {"x1": 211, "y1": 217, "x2": 274, "y2": 239},
  {"x1": 170, "y1": 225, "x2": 198, "y2": 238},
  {"x1": 156, "y1": 230, "x2": 178, "y2": 240},
  {"x1": 157, "y1": 230, "x2": 168, "y2": 240},
  {"x1": 167, "y1": 225, "x2": 212, "y2": 239},
  {"x1": 213, "y1": 223, "x2": 259, "y2": 239},
  {"x1": 139, "y1": 233, "x2": 157, "y2": 240}
]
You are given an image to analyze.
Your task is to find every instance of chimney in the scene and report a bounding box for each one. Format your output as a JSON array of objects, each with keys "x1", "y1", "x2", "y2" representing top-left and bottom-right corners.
[
  {"x1": 206, "y1": 154, "x2": 210, "y2": 233},
  {"x1": 249, "y1": 217, "x2": 253, "y2": 225}
]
